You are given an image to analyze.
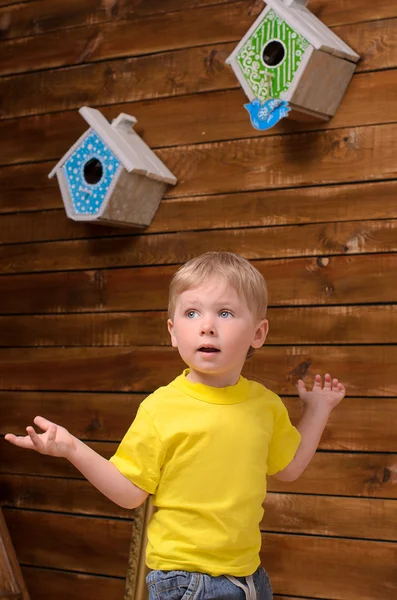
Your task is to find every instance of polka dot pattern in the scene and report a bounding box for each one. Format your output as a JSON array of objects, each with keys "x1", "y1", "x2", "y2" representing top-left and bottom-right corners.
[{"x1": 63, "y1": 131, "x2": 121, "y2": 215}]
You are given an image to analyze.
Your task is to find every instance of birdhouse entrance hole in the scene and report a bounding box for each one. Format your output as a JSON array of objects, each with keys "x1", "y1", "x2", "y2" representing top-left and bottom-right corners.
[
  {"x1": 84, "y1": 158, "x2": 103, "y2": 184},
  {"x1": 262, "y1": 40, "x2": 285, "y2": 67}
]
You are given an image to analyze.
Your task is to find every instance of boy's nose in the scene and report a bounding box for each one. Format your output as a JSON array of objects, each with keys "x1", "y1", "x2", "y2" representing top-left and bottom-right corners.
[{"x1": 200, "y1": 320, "x2": 216, "y2": 336}]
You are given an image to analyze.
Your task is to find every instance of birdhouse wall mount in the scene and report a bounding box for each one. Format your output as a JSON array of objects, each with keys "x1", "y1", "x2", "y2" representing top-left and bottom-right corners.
[
  {"x1": 226, "y1": 0, "x2": 360, "y2": 122},
  {"x1": 49, "y1": 107, "x2": 177, "y2": 228}
]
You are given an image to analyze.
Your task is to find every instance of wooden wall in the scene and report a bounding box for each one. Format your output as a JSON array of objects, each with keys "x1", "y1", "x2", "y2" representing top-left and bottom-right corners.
[{"x1": 0, "y1": 0, "x2": 396, "y2": 598}]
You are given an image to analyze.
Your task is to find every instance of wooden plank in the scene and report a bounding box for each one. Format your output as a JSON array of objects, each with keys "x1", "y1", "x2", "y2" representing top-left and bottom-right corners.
[
  {"x1": 0, "y1": 253, "x2": 397, "y2": 314},
  {"x1": 268, "y1": 452, "x2": 397, "y2": 499},
  {"x1": 0, "y1": 43, "x2": 236, "y2": 120},
  {"x1": 2, "y1": 178, "x2": 397, "y2": 246},
  {"x1": 0, "y1": 0, "x2": 236, "y2": 40},
  {"x1": 3, "y1": 509, "x2": 131, "y2": 578},
  {"x1": 0, "y1": 311, "x2": 170, "y2": 346},
  {"x1": 4, "y1": 507, "x2": 397, "y2": 599},
  {"x1": 283, "y1": 396, "x2": 397, "y2": 453},
  {"x1": 0, "y1": 474, "x2": 130, "y2": 518},
  {"x1": 2, "y1": 475, "x2": 396, "y2": 543},
  {"x1": 0, "y1": 8, "x2": 396, "y2": 78},
  {"x1": 0, "y1": 440, "x2": 116, "y2": 479},
  {"x1": 22, "y1": 566, "x2": 125, "y2": 600},
  {"x1": 262, "y1": 533, "x2": 397, "y2": 599},
  {"x1": 0, "y1": 390, "x2": 145, "y2": 441},
  {"x1": 3, "y1": 122, "x2": 397, "y2": 212},
  {"x1": 1, "y1": 69, "x2": 396, "y2": 168},
  {"x1": 0, "y1": 0, "x2": 32, "y2": 7},
  {"x1": 2, "y1": 441, "x2": 396, "y2": 499},
  {"x1": 311, "y1": 0, "x2": 397, "y2": 27},
  {"x1": 2, "y1": 305, "x2": 397, "y2": 347},
  {"x1": 0, "y1": 162, "x2": 58, "y2": 213},
  {"x1": 262, "y1": 493, "x2": 397, "y2": 542},
  {"x1": 2, "y1": 0, "x2": 394, "y2": 41},
  {"x1": 1, "y1": 217, "x2": 396, "y2": 275},
  {"x1": 0, "y1": 2, "x2": 261, "y2": 76},
  {"x1": 22, "y1": 561, "x2": 322, "y2": 600},
  {"x1": 158, "y1": 123, "x2": 397, "y2": 198},
  {"x1": 1, "y1": 15, "x2": 396, "y2": 120},
  {"x1": 0, "y1": 345, "x2": 396, "y2": 396},
  {"x1": 0, "y1": 507, "x2": 30, "y2": 600},
  {"x1": 1, "y1": 390, "x2": 396, "y2": 452}
]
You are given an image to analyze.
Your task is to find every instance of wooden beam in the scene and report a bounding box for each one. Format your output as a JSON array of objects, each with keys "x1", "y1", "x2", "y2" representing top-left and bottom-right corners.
[{"x1": 0, "y1": 508, "x2": 30, "y2": 599}]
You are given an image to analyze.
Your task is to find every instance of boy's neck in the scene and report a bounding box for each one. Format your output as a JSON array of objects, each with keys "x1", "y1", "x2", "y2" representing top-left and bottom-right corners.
[{"x1": 185, "y1": 368, "x2": 241, "y2": 388}]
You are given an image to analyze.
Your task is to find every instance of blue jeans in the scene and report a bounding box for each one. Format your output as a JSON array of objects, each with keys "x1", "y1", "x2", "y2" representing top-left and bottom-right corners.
[{"x1": 146, "y1": 565, "x2": 273, "y2": 599}]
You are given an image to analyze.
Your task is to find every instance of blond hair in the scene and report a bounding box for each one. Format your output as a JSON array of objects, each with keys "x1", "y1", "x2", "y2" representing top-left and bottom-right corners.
[{"x1": 168, "y1": 252, "x2": 268, "y2": 322}]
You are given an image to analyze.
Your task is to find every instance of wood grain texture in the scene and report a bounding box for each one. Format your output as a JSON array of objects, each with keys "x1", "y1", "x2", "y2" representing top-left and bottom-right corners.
[
  {"x1": 1, "y1": 69, "x2": 396, "y2": 169},
  {"x1": 263, "y1": 493, "x2": 397, "y2": 541},
  {"x1": 2, "y1": 122, "x2": 397, "y2": 211},
  {"x1": 4, "y1": 507, "x2": 397, "y2": 599},
  {"x1": 2, "y1": 305, "x2": 397, "y2": 347},
  {"x1": 1, "y1": 253, "x2": 397, "y2": 314},
  {"x1": 1, "y1": 0, "x2": 395, "y2": 41},
  {"x1": 0, "y1": 0, "x2": 237, "y2": 40},
  {"x1": 1, "y1": 8, "x2": 396, "y2": 78},
  {"x1": 2, "y1": 2, "x2": 397, "y2": 599},
  {"x1": 2, "y1": 177, "x2": 397, "y2": 246},
  {"x1": 2, "y1": 441, "x2": 396, "y2": 499},
  {"x1": 22, "y1": 566, "x2": 125, "y2": 600},
  {"x1": 21, "y1": 563, "x2": 324, "y2": 600},
  {"x1": 0, "y1": 474, "x2": 131, "y2": 518},
  {"x1": 1, "y1": 391, "x2": 396, "y2": 452},
  {"x1": 3, "y1": 509, "x2": 131, "y2": 577},
  {"x1": 1, "y1": 15, "x2": 396, "y2": 119},
  {"x1": 261, "y1": 533, "x2": 397, "y2": 599},
  {"x1": 0, "y1": 345, "x2": 396, "y2": 396},
  {"x1": 2, "y1": 475, "x2": 396, "y2": 542},
  {"x1": 0, "y1": 2, "x2": 262, "y2": 76},
  {"x1": 0, "y1": 218, "x2": 396, "y2": 275}
]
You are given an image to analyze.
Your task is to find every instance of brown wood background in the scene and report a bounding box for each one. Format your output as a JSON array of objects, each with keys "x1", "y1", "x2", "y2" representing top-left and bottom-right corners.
[{"x1": 0, "y1": 0, "x2": 396, "y2": 598}]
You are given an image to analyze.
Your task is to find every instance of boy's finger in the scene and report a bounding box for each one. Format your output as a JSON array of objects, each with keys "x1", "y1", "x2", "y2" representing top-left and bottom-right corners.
[
  {"x1": 26, "y1": 426, "x2": 44, "y2": 451},
  {"x1": 47, "y1": 424, "x2": 57, "y2": 443},
  {"x1": 312, "y1": 374, "x2": 322, "y2": 389},
  {"x1": 33, "y1": 416, "x2": 52, "y2": 431},
  {"x1": 323, "y1": 373, "x2": 332, "y2": 388},
  {"x1": 4, "y1": 433, "x2": 34, "y2": 449}
]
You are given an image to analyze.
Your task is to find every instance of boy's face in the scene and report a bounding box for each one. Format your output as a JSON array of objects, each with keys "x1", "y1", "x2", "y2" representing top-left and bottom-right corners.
[{"x1": 167, "y1": 277, "x2": 268, "y2": 387}]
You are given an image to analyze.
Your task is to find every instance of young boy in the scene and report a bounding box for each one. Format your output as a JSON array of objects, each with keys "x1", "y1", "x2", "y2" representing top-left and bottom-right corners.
[{"x1": 5, "y1": 251, "x2": 345, "y2": 600}]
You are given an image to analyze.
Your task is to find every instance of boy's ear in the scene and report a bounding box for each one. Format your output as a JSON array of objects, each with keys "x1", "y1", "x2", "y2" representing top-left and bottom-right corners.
[
  {"x1": 167, "y1": 319, "x2": 178, "y2": 348},
  {"x1": 251, "y1": 319, "x2": 269, "y2": 348}
]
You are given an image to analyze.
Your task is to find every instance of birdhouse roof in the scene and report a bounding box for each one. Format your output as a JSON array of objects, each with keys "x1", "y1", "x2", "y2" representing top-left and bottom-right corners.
[
  {"x1": 49, "y1": 107, "x2": 177, "y2": 185},
  {"x1": 265, "y1": 0, "x2": 359, "y2": 62}
]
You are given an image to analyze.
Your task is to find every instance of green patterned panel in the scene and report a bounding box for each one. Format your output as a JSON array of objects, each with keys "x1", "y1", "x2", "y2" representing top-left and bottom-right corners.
[{"x1": 236, "y1": 9, "x2": 310, "y2": 101}]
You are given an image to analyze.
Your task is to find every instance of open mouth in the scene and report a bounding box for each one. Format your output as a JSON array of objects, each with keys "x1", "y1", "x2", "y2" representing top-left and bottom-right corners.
[{"x1": 198, "y1": 347, "x2": 220, "y2": 353}]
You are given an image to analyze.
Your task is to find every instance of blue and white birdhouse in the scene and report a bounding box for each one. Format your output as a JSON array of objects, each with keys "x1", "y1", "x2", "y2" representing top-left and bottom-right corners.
[
  {"x1": 226, "y1": 0, "x2": 360, "y2": 122},
  {"x1": 49, "y1": 107, "x2": 177, "y2": 227}
]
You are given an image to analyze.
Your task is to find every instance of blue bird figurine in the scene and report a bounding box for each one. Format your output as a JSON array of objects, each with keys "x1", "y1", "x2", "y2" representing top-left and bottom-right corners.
[{"x1": 244, "y1": 98, "x2": 290, "y2": 130}]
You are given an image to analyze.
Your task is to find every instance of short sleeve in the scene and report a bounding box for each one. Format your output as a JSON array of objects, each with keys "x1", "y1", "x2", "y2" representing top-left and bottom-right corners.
[
  {"x1": 267, "y1": 398, "x2": 301, "y2": 476},
  {"x1": 109, "y1": 405, "x2": 166, "y2": 494}
]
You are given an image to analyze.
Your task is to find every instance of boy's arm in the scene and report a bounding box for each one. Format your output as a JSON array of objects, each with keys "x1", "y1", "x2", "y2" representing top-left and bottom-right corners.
[
  {"x1": 273, "y1": 374, "x2": 345, "y2": 482},
  {"x1": 5, "y1": 416, "x2": 149, "y2": 510}
]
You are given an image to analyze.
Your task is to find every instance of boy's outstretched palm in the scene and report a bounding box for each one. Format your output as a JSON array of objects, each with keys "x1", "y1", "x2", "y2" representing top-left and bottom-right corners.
[
  {"x1": 5, "y1": 416, "x2": 76, "y2": 459},
  {"x1": 297, "y1": 373, "x2": 345, "y2": 412}
]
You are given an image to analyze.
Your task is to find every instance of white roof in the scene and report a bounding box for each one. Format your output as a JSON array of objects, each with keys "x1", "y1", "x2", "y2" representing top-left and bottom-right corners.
[
  {"x1": 49, "y1": 107, "x2": 177, "y2": 185},
  {"x1": 265, "y1": 0, "x2": 359, "y2": 62}
]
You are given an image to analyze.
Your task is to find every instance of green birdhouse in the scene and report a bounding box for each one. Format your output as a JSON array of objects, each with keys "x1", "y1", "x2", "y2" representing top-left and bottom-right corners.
[{"x1": 226, "y1": 0, "x2": 360, "y2": 122}]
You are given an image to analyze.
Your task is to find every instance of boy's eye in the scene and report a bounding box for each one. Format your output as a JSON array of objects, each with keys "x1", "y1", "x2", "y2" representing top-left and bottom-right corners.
[
  {"x1": 186, "y1": 310, "x2": 199, "y2": 319},
  {"x1": 219, "y1": 310, "x2": 233, "y2": 318}
]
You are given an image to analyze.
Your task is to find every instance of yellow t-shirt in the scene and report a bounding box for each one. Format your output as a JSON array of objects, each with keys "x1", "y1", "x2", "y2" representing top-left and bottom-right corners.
[{"x1": 109, "y1": 370, "x2": 301, "y2": 576}]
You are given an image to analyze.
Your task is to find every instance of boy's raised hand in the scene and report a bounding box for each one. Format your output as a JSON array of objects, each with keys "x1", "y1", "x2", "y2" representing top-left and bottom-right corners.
[
  {"x1": 5, "y1": 416, "x2": 76, "y2": 459},
  {"x1": 297, "y1": 373, "x2": 345, "y2": 412}
]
